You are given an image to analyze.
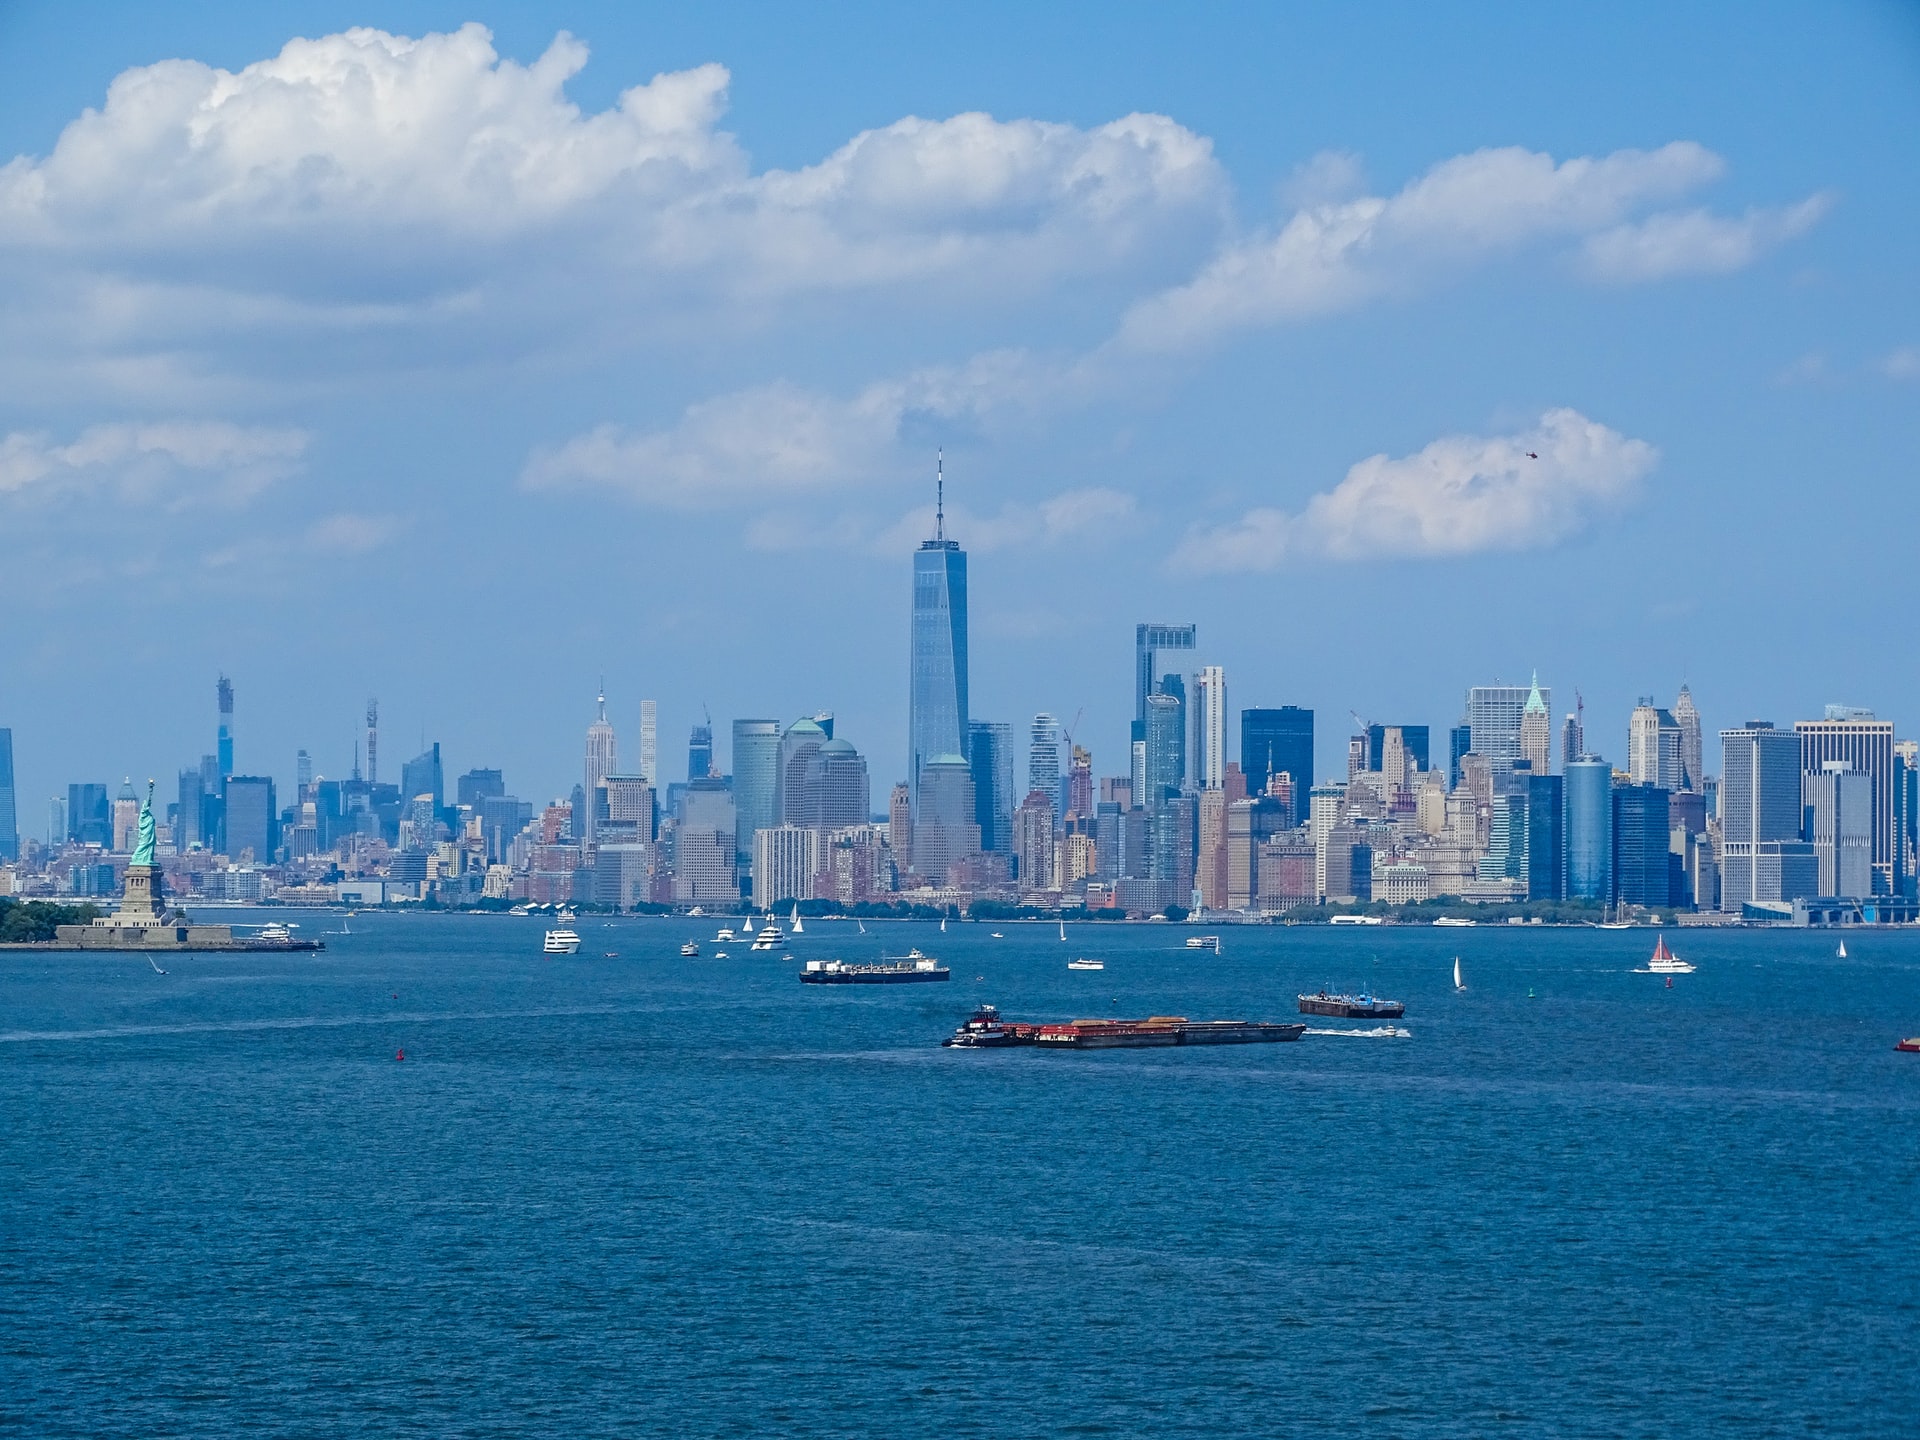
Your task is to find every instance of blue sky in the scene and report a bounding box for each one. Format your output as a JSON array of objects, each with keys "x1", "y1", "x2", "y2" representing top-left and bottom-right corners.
[{"x1": 2, "y1": 2, "x2": 1916, "y2": 818}]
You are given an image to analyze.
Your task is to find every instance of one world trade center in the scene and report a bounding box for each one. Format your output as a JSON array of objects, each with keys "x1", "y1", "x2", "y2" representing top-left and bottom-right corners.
[{"x1": 908, "y1": 456, "x2": 968, "y2": 817}]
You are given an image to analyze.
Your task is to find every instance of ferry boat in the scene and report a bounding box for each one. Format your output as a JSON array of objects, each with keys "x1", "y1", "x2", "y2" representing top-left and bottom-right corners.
[
  {"x1": 1297, "y1": 990, "x2": 1406, "y2": 1020},
  {"x1": 713, "y1": 927, "x2": 736, "y2": 942},
  {"x1": 1067, "y1": 957, "x2": 1105, "y2": 971},
  {"x1": 941, "y1": 1005, "x2": 1023, "y2": 1047},
  {"x1": 543, "y1": 927, "x2": 582, "y2": 954},
  {"x1": 256, "y1": 921, "x2": 296, "y2": 944},
  {"x1": 1186, "y1": 935, "x2": 1221, "y2": 952},
  {"x1": 750, "y1": 924, "x2": 787, "y2": 952},
  {"x1": 800, "y1": 951, "x2": 949, "y2": 985},
  {"x1": 1329, "y1": 914, "x2": 1383, "y2": 926},
  {"x1": 680, "y1": 940, "x2": 700, "y2": 957},
  {"x1": 1433, "y1": 916, "x2": 1475, "y2": 928},
  {"x1": 1635, "y1": 935, "x2": 1695, "y2": 975},
  {"x1": 556, "y1": 906, "x2": 577, "y2": 924}
]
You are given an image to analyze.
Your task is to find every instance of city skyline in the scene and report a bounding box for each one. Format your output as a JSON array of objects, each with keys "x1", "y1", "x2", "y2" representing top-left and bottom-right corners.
[{"x1": 2, "y1": 4, "x2": 1917, "y2": 816}]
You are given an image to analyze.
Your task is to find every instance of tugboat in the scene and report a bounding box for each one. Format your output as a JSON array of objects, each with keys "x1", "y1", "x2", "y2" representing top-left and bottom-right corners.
[
  {"x1": 1634, "y1": 935, "x2": 1695, "y2": 974},
  {"x1": 1297, "y1": 989, "x2": 1406, "y2": 1020},
  {"x1": 942, "y1": 1004, "x2": 1022, "y2": 1047},
  {"x1": 800, "y1": 950, "x2": 949, "y2": 984}
]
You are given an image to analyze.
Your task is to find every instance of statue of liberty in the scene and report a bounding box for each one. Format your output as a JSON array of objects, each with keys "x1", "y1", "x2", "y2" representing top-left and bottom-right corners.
[{"x1": 131, "y1": 779, "x2": 157, "y2": 867}]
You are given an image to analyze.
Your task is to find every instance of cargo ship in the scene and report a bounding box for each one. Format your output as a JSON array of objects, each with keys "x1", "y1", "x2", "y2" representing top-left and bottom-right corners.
[
  {"x1": 1297, "y1": 989, "x2": 1405, "y2": 1019},
  {"x1": 940, "y1": 1005, "x2": 1305, "y2": 1049},
  {"x1": 800, "y1": 951, "x2": 949, "y2": 985}
]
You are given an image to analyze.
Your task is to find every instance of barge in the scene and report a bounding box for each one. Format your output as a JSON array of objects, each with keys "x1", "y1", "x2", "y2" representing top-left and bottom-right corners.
[
  {"x1": 802, "y1": 951, "x2": 949, "y2": 984},
  {"x1": 1297, "y1": 990, "x2": 1406, "y2": 1020},
  {"x1": 941, "y1": 1005, "x2": 1304, "y2": 1049}
]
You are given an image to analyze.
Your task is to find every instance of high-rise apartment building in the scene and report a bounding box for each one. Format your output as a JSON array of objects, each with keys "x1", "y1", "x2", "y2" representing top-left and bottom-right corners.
[
  {"x1": 1796, "y1": 710, "x2": 1895, "y2": 894},
  {"x1": 909, "y1": 476, "x2": 968, "y2": 816},
  {"x1": 731, "y1": 719, "x2": 781, "y2": 873},
  {"x1": 1564, "y1": 756, "x2": 1614, "y2": 901},
  {"x1": 753, "y1": 825, "x2": 819, "y2": 909},
  {"x1": 638, "y1": 700, "x2": 658, "y2": 785},
  {"x1": 1066, "y1": 746, "x2": 1093, "y2": 820},
  {"x1": 1467, "y1": 684, "x2": 1532, "y2": 772},
  {"x1": 1013, "y1": 790, "x2": 1056, "y2": 890},
  {"x1": 0, "y1": 727, "x2": 16, "y2": 861},
  {"x1": 1673, "y1": 685, "x2": 1703, "y2": 791},
  {"x1": 1142, "y1": 693, "x2": 1183, "y2": 808},
  {"x1": 966, "y1": 721, "x2": 1014, "y2": 853},
  {"x1": 1520, "y1": 675, "x2": 1553, "y2": 776},
  {"x1": 1241, "y1": 707, "x2": 1313, "y2": 827},
  {"x1": 1720, "y1": 722, "x2": 1813, "y2": 912},
  {"x1": 887, "y1": 783, "x2": 912, "y2": 877},
  {"x1": 584, "y1": 690, "x2": 617, "y2": 842},
  {"x1": 1028, "y1": 713, "x2": 1063, "y2": 819},
  {"x1": 1629, "y1": 700, "x2": 1684, "y2": 790},
  {"x1": 1192, "y1": 666, "x2": 1227, "y2": 790}
]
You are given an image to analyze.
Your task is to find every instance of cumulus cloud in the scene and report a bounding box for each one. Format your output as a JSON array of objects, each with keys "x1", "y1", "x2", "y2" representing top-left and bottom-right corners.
[
  {"x1": 0, "y1": 24, "x2": 1223, "y2": 312},
  {"x1": 1579, "y1": 194, "x2": 1832, "y2": 282},
  {"x1": 1117, "y1": 143, "x2": 1820, "y2": 350},
  {"x1": 0, "y1": 421, "x2": 308, "y2": 505},
  {"x1": 1169, "y1": 409, "x2": 1655, "y2": 573},
  {"x1": 521, "y1": 350, "x2": 1075, "y2": 508}
]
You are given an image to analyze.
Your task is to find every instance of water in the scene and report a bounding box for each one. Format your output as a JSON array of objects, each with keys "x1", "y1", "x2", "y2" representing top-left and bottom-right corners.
[{"x1": 5, "y1": 914, "x2": 1918, "y2": 1437}]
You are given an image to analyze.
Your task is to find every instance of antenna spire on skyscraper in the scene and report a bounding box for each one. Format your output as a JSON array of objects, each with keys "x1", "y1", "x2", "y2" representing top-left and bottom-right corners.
[{"x1": 935, "y1": 448, "x2": 944, "y2": 542}]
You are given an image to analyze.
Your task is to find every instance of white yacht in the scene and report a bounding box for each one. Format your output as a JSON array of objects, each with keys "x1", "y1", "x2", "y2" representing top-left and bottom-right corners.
[
  {"x1": 713, "y1": 927, "x2": 736, "y2": 942},
  {"x1": 543, "y1": 927, "x2": 582, "y2": 954},
  {"x1": 1635, "y1": 935, "x2": 1694, "y2": 974},
  {"x1": 680, "y1": 939, "x2": 701, "y2": 957},
  {"x1": 1067, "y1": 957, "x2": 1105, "y2": 971},
  {"x1": 751, "y1": 924, "x2": 787, "y2": 951}
]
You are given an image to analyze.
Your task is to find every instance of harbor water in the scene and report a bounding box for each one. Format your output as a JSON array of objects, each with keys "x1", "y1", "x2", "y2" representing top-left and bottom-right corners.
[{"x1": 5, "y1": 913, "x2": 1918, "y2": 1437}]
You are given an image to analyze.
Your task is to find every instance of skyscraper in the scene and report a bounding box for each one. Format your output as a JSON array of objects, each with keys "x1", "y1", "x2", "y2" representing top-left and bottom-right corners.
[
  {"x1": 1028, "y1": 713, "x2": 1063, "y2": 818},
  {"x1": 1561, "y1": 712, "x2": 1583, "y2": 768},
  {"x1": 584, "y1": 690, "x2": 617, "y2": 841},
  {"x1": 1721, "y1": 722, "x2": 1812, "y2": 912},
  {"x1": 1520, "y1": 674, "x2": 1552, "y2": 775},
  {"x1": 401, "y1": 743, "x2": 443, "y2": 810},
  {"x1": 638, "y1": 699, "x2": 658, "y2": 785},
  {"x1": 1467, "y1": 684, "x2": 1531, "y2": 772},
  {"x1": 731, "y1": 719, "x2": 781, "y2": 873},
  {"x1": 909, "y1": 462, "x2": 968, "y2": 816},
  {"x1": 365, "y1": 698, "x2": 379, "y2": 788},
  {"x1": 1524, "y1": 773, "x2": 1564, "y2": 901},
  {"x1": 1612, "y1": 784, "x2": 1672, "y2": 910},
  {"x1": 966, "y1": 721, "x2": 1014, "y2": 853},
  {"x1": 1564, "y1": 756, "x2": 1614, "y2": 901},
  {"x1": 687, "y1": 721, "x2": 714, "y2": 781},
  {"x1": 217, "y1": 674, "x2": 235, "y2": 778},
  {"x1": 1192, "y1": 665, "x2": 1227, "y2": 790},
  {"x1": 224, "y1": 775, "x2": 277, "y2": 863},
  {"x1": 1795, "y1": 709, "x2": 1895, "y2": 894},
  {"x1": 912, "y1": 756, "x2": 979, "y2": 886},
  {"x1": 1241, "y1": 707, "x2": 1313, "y2": 827},
  {"x1": 1449, "y1": 722, "x2": 1472, "y2": 789},
  {"x1": 776, "y1": 717, "x2": 829, "y2": 824},
  {"x1": 1808, "y1": 762, "x2": 1872, "y2": 899},
  {"x1": 1673, "y1": 685, "x2": 1704, "y2": 792},
  {"x1": 1134, "y1": 623, "x2": 1197, "y2": 725},
  {"x1": 0, "y1": 727, "x2": 16, "y2": 861},
  {"x1": 68, "y1": 783, "x2": 109, "y2": 846},
  {"x1": 1142, "y1": 693, "x2": 1183, "y2": 807},
  {"x1": 1629, "y1": 700, "x2": 1684, "y2": 789}
]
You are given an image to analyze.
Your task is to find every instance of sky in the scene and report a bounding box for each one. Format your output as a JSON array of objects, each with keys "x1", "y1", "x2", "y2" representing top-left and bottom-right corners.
[{"x1": 2, "y1": 1, "x2": 1917, "y2": 823}]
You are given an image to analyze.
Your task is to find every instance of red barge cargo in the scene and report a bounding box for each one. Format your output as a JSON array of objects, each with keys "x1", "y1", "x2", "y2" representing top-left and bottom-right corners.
[{"x1": 942, "y1": 1005, "x2": 1305, "y2": 1050}]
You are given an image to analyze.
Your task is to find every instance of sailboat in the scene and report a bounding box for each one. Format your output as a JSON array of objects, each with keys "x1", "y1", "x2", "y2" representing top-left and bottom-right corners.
[
  {"x1": 791, "y1": 904, "x2": 804, "y2": 936},
  {"x1": 1058, "y1": 919, "x2": 1067, "y2": 942},
  {"x1": 1837, "y1": 939, "x2": 1847, "y2": 959},
  {"x1": 857, "y1": 918, "x2": 866, "y2": 934},
  {"x1": 1452, "y1": 956, "x2": 1465, "y2": 992},
  {"x1": 1636, "y1": 935, "x2": 1695, "y2": 975},
  {"x1": 940, "y1": 916, "x2": 947, "y2": 933},
  {"x1": 742, "y1": 915, "x2": 756, "y2": 933}
]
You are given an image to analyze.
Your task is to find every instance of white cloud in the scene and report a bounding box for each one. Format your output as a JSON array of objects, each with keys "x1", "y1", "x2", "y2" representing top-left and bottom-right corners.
[
  {"x1": 521, "y1": 350, "x2": 1073, "y2": 509},
  {"x1": 1116, "y1": 142, "x2": 1820, "y2": 350},
  {"x1": 306, "y1": 512, "x2": 404, "y2": 554},
  {"x1": 0, "y1": 24, "x2": 1223, "y2": 316},
  {"x1": 1169, "y1": 408, "x2": 1655, "y2": 573},
  {"x1": 1580, "y1": 195, "x2": 1832, "y2": 282},
  {"x1": 0, "y1": 421, "x2": 309, "y2": 505},
  {"x1": 1881, "y1": 347, "x2": 1920, "y2": 381}
]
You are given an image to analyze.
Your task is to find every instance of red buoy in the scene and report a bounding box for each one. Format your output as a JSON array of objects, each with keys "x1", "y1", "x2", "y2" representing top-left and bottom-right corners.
[{"x1": 396, "y1": 1049, "x2": 405, "y2": 1061}]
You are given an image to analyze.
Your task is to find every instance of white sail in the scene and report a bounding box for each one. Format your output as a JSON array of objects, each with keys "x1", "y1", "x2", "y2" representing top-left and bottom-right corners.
[
  {"x1": 857, "y1": 918, "x2": 866, "y2": 934},
  {"x1": 743, "y1": 915, "x2": 755, "y2": 933},
  {"x1": 1453, "y1": 956, "x2": 1464, "y2": 990},
  {"x1": 791, "y1": 904, "x2": 804, "y2": 935},
  {"x1": 1059, "y1": 920, "x2": 1067, "y2": 941},
  {"x1": 940, "y1": 916, "x2": 947, "y2": 932},
  {"x1": 1838, "y1": 940, "x2": 1847, "y2": 959}
]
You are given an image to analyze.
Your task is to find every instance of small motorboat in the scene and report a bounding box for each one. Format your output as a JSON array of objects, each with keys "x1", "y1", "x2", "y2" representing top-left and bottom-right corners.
[
  {"x1": 989, "y1": 931, "x2": 1005, "y2": 939},
  {"x1": 1067, "y1": 957, "x2": 1105, "y2": 971},
  {"x1": 543, "y1": 928, "x2": 582, "y2": 954}
]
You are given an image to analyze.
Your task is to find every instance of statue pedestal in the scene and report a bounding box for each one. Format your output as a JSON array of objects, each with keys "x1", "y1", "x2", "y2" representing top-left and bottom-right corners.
[{"x1": 99, "y1": 863, "x2": 167, "y2": 928}]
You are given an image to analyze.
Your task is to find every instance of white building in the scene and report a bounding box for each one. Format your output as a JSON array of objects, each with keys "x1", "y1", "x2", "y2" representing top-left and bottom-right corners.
[
  {"x1": 753, "y1": 825, "x2": 820, "y2": 909},
  {"x1": 1192, "y1": 665, "x2": 1227, "y2": 790}
]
